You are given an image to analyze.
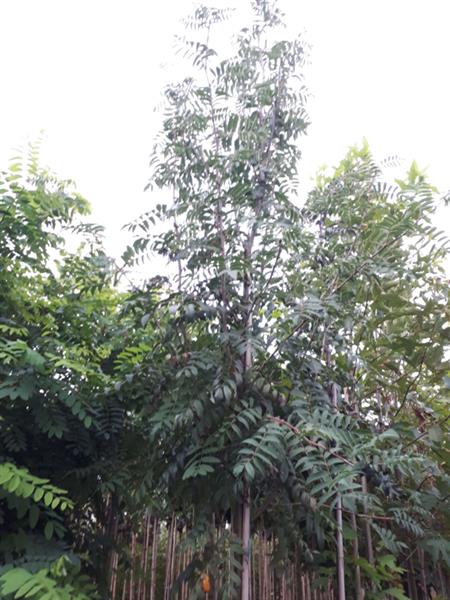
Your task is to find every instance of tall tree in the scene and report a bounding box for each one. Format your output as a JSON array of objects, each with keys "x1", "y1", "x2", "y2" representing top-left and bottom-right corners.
[
  {"x1": 125, "y1": 1, "x2": 308, "y2": 596},
  {"x1": 123, "y1": 1, "x2": 450, "y2": 598},
  {"x1": 2, "y1": 2, "x2": 450, "y2": 598}
]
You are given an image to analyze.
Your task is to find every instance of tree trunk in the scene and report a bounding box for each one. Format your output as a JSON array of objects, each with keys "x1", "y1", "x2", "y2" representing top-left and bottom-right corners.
[
  {"x1": 163, "y1": 516, "x2": 175, "y2": 600},
  {"x1": 418, "y1": 547, "x2": 427, "y2": 600},
  {"x1": 149, "y1": 517, "x2": 159, "y2": 600},
  {"x1": 241, "y1": 484, "x2": 251, "y2": 600},
  {"x1": 141, "y1": 512, "x2": 151, "y2": 600},
  {"x1": 130, "y1": 532, "x2": 136, "y2": 600},
  {"x1": 438, "y1": 562, "x2": 446, "y2": 599},
  {"x1": 336, "y1": 494, "x2": 346, "y2": 600},
  {"x1": 361, "y1": 476, "x2": 374, "y2": 566},
  {"x1": 407, "y1": 555, "x2": 418, "y2": 600},
  {"x1": 330, "y1": 381, "x2": 346, "y2": 600},
  {"x1": 350, "y1": 512, "x2": 362, "y2": 600}
]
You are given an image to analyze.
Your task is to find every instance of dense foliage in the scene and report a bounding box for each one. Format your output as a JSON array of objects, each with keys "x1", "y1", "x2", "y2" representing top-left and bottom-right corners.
[{"x1": 1, "y1": 2, "x2": 450, "y2": 599}]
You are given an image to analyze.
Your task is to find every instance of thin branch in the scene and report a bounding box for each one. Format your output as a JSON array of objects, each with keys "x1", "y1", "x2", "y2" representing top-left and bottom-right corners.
[
  {"x1": 402, "y1": 415, "x2": 450, "y2": 450},
  {"x1": 250, "y1": 240, "x2": 283, "y2": 312},
  {"x1": 392, "y1": 319, "x2": 439, "y2": 419}
]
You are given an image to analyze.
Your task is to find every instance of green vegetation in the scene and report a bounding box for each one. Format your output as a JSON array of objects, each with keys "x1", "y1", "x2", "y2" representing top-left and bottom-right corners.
[{"x1": 1, "y1": 2, "x2": 449, "y2": 598}]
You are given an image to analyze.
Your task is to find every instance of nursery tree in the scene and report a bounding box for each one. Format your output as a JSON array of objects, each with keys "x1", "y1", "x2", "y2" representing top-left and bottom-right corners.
[
  {"x1": 1, "y1": 1, "x2": 450, "y2": 599},
  {"x1": 123, "y1": 1, "x2": 450, "y2": 598}
]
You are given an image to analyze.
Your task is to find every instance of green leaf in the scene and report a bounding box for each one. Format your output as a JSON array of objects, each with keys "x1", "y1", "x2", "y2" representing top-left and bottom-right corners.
[
  {"x1": 0, "y1": 568, "x2": 32, "y2": 595},
  {"x1": 384, "y1": 588, "x2": 409, "y2": 600},
  {"x1": 24, "y1": 348, "x2": 46, "y2": 370},
  {"x1": 44, "y1": 521, "x2": 54, "y2": 540},
  {"x1": 33, "y1": 488, "x2": 45, "y2": 503},
  {"x1": 29, "y1": 504, "x2": 40, "y2": 529},
  {"x1": 0, "y1": 465, "x2": 13, "y2": 486},
  {"x1": 428, "y1": 425, "x2": 443, "y2": 442},
  {"x1": 43, "y1": 492, "x2": 53, "y2": 506},
  {"x1": 7, "y1": 475, "x2": 21, "y2": 493},
  {"x1": 244, "y1": 463, "x2": 255, "y2": 481}
]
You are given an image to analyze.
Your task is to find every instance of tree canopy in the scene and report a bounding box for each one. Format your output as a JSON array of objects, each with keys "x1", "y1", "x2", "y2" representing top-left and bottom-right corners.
[{"x1": 1, "y1": 2, "x2": 450, "y2": 599}]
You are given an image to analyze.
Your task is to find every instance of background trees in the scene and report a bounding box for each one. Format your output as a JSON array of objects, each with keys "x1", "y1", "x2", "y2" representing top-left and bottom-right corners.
[
  {"x1": 1, "y1": 1, "x2": 450, "y2": 599},
  {"x1": 0, "y1": 145, "x2": 133, "y2": 598}
]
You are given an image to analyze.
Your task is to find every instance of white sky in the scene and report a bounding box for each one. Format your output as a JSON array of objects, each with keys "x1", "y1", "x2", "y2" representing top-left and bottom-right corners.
[{"x1": 1, "y1": 0, "x2": 449, "y2": 258}]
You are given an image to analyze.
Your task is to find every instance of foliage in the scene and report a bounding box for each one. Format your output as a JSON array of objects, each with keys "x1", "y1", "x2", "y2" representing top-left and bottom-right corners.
[
  {"x1": 118, "y1": 1, "x2": 450, "y2": 597},
  {"x1": 0, "y1": 144, "x2": 128, "y2": 596},
  {"x1": 1, "y1": 1, "x2": 450, "y2": 598},
  {"x1": 0, "y1": 555, "x2": 97, "y2": 600}
]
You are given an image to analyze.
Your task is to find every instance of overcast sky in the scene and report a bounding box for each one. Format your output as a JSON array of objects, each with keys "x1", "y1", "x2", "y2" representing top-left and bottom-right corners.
[{"x1": 1, "y1": 0, "x2": 449, "y2": 257}]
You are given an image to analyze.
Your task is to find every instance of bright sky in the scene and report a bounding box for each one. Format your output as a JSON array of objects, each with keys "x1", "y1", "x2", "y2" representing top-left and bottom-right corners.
[{"x1": 1, "y1": 0, "x2": 449, "y2": 257}]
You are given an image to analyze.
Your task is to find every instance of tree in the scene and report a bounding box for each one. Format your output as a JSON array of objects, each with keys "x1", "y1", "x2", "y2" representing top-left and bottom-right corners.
[
  {"x1": 1, "y1": 1, "x2": 450, "y2": 598},
  {"x1": 122, "y1": 2, "x2": 450, "y2": 598},
  {"x1": 0, "y1": 143, "x2": 128, "y2": 599}
]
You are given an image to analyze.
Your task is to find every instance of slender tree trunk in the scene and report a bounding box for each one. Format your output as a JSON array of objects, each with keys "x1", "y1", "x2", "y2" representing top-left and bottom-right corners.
[
  {"x1": 170, "y1": 517, "x2": 177, "y2": 590},
  {"x1": 110, "y1": 550, "x2": 119, "y2": 600},
  {"x1": 130, "y1": 532, "x2": 136, "y2": 600},
  {"x1": 241, "y1": 484, "x2": 251, "y2": 600},
  {"x1": 438, "y1": 562, "x2": 446, "y2": 599},
  {"x1": 145, "y1": 513, "x2": 153, "y2": 599},
  {"x1": 281, "y1": 572, "x2": 286, "y2": 600},
  {"x1": 241, "y1": 252, "x2": 253, "y2": 600},
  {"x1": 163, "y1": 516, "x2": 176, "y2": 600},
  {"x1": 251, "y1": 534, "x2": 256, "y2": 600},
  {"x1": 407, "y1": 555, "x2": 418, "y2": 600},
  {"x1": 329, "y1": 381, "x2": 346, "y2": 600},
  {"x1": 149, "y1": 517, "x2": 159, "y2": 600},
  {"x1": 306, "y1": 572, "x2": 312, "y2": 600},
  {"x1": 418, "y1": 547, "x2": 427, "y2": 600},
  {"x1": 350, "y1": 512, "x2": 362, "y2": 600},
  {"x1": 258, "y1": 534, "x2": 264, "y2": 600},
  {"x1": 140, "y1": 513, "x2": 151, "y2": 600},
  {"x1": 107, "y1": 498, "x2": 119, "y2": 600},
  {"x1": 336, "y1": 494, "x2": 346, "y2": 600},
  {"x1": 361, "y1": 476, "x2": 374, "y2": 566},
  {"x1": 121, "y1": 577, "x2": 128, "y2": 600}
]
